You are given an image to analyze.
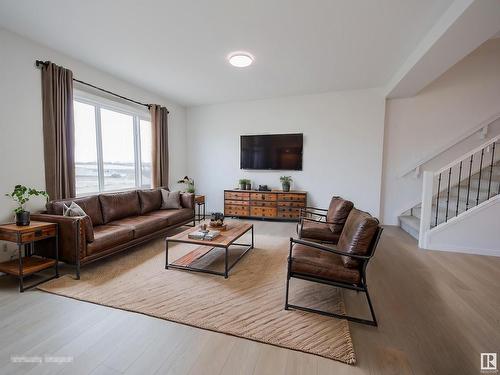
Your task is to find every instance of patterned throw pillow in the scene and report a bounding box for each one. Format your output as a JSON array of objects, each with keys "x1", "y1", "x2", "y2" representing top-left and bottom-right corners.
[{"x1": 160, "y1": 189, "x2": 181, "y2": 209}]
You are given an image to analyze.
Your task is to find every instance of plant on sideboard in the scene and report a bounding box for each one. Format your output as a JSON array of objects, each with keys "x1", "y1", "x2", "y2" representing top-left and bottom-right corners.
[
  {"x1": 5, "y1": 185, "x2": 49, "y2": 226},
  {"x1": 177, "y1": 176, "x2": 195, "y2": 193},
  {"x1": 280, "y1": 176, "x2": 292, "y2": 192},
  {"x1": 238, "y1": 179, "x2": 251, "y2": 190}
]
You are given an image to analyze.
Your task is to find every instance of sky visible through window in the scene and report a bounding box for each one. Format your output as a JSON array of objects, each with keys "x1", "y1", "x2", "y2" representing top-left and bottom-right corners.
[{"x1": 74, "y1": 100, "x2": 151, "y2": 195}]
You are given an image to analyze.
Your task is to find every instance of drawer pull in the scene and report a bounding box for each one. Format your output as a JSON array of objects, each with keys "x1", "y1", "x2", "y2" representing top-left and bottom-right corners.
[{"x1": 35, "y1": 230, "x2": 42, "y2": 237}]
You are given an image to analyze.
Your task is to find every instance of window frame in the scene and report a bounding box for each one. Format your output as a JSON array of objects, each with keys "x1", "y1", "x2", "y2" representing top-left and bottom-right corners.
[{"x1": 73, "y1": 90, "x2": 152, "y2": 196}]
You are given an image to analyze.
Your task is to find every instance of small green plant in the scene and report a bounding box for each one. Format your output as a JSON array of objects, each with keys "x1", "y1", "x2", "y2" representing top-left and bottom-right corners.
[
  {"x1": 177, "y1": 176, "x2": 195, "y2": 193},
  {"x1": 280, "y1": 176, "x2": 292, "y2": 184},
  {"x1": 280, "y1": 176, "x2": 292, "y2": 192},
  {"x1": 5, "y1": 185, "x2": 48, "y2": 214}
]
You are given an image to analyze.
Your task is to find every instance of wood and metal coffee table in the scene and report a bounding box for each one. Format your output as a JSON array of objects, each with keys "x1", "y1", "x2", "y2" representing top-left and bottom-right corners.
[{"x1": 165, "y1": 222, "x2": 254, "y2": 278}]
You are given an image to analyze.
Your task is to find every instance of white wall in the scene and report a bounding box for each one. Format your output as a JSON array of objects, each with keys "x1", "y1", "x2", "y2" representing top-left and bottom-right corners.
[
  {"x1": 425, "y1": 195, "x2": 500, "y2": 257},
  {"x1": 186, "y1": 89, "x2": 386, "y2": 217},
  {"x1": 382, "y1": 38, "x2": 500, "y2": 224},
  {"x1": 0, "y1": 28, "x2": 187, "y2": 261}
]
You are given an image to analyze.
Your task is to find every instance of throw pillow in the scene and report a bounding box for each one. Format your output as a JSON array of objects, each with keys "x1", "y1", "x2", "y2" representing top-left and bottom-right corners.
[
  {"x1": 63, "y1": 201, "x2": 94, "y2": 243},
  {"x1": 160, "y1": 189, "x2": 181, "y2": 209}
]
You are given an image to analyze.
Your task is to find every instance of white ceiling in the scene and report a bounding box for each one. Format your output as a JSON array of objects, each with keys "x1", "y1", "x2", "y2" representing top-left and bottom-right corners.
[{"x1": 0, "y1": 0, "x2": 454, "y2": 106}]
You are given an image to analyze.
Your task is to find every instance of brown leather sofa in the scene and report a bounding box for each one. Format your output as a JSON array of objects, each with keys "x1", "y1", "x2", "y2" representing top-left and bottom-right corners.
[
  {"x1": 297, "y1": 196, "x2": 354, "y2": 244},
  {"x1": 286, "y1": 207, "x2": 383, "y2": 326},
  {"x1": 32, "y1": 188, "x2": 195, "y2": 278}
]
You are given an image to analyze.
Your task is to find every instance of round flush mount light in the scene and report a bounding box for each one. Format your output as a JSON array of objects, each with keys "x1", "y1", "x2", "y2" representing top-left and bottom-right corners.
[{"x1": 228, "y1": 52, "x2": 254, "y2": 67}]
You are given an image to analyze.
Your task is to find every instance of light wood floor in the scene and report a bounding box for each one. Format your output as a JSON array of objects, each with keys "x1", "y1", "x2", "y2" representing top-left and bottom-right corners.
[{"x1": 0, "y1": 221, "x2": 499, "y2": 375}]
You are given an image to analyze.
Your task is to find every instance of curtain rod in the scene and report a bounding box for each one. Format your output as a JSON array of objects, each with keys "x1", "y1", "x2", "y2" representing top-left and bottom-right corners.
[{"x1": 35, "y1": 60, "x2": 169, "y2": 113}]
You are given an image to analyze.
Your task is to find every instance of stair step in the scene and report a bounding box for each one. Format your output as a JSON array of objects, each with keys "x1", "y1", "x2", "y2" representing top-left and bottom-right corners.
[{"x1": 398, "y1": 215, "x2": 420, "y2": 240}]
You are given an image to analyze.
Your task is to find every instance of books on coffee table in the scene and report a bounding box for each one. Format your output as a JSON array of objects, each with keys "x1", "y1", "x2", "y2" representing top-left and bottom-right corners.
[{"x1": 188, "y1": 230, "x2": 221, "y2": 241}]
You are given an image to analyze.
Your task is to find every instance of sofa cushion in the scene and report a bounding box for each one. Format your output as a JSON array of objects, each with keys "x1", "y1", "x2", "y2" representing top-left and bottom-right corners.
[
  {"x1": 299, "y1": 220, "x2": 339, "y2": 243},
  {"x1": 338, "y1": 208, "x2": 379, "y2": 268},
  {"x1": 138, "y1": 189, "x2": 162, "y2": 214},
  {"x1": 108, "y1": 215, "x2": 168, "y2": 238},
  {"x1": 47, "y1": 195, "x2": 104, "y2": 226},
  {"x1": 160, "y1": 189, "x2": 181, "y2": 209},
  {"x1": 326, "y1": 197, "x2": 354, "y2": 233},
  {"x1": 291, "y1": 244, "x2": 360, "y2": 285},
  {"x1": 99, "y1": 191, "x2": 141, "y2": 223},
  {"x1": 86, "y1": 225, "x2": 134, "y2": 256},
  {"x1": 146, "y1": 208, "x2": 193, "y2": 225}
]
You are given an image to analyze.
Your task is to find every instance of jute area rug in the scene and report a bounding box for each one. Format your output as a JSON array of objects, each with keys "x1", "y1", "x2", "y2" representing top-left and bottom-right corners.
[{"x1": 38, "y1": 230, "x2": 356, "y2": 364}]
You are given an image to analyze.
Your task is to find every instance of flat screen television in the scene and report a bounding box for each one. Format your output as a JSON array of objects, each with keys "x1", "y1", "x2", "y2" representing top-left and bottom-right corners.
[{"x1": 240, "y1": 133, "x2": 303, "y2": 170}]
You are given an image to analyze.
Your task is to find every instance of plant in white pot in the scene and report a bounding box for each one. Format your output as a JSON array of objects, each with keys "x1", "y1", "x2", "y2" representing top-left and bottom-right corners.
[
  {"x1": 177, "y1": 176, "x2": 195, "y2": 193},
  {"x1": 5, "y1": 185, "x2": 49, "y2": 226}
]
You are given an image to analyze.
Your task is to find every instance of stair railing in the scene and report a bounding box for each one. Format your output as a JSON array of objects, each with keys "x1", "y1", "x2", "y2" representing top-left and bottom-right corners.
[{"x1": 419, "y1": 135, "x2": 499, "y2": 248}]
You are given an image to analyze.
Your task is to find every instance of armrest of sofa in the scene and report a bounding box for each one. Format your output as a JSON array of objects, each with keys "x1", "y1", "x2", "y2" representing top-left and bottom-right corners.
[
  {"x1": 180, "y1": 193, "x2": 195, "y2": 209},
  {"x1": 289, "y1": 237, "x2": 372, "y2": 261},
  {"x1": 30, "y1": 213, "x2": 87, "y2": 264}
]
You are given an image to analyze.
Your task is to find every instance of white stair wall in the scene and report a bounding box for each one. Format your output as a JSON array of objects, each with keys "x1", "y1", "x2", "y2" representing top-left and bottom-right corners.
[{"x1": 425, "y1": 195, "x2": 500, "y2": 257}]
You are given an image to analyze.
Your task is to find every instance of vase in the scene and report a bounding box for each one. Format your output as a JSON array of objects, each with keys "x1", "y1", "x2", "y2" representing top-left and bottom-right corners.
[
  {"x1": 245, "y1": 183, "x2": 252, "y2": 190},
  {"x1": 15, "y1": 211, "x2": 30, "y2": 226},
  {"x1": 282, "y1": 183, "x2": 290, "y2": 192}
]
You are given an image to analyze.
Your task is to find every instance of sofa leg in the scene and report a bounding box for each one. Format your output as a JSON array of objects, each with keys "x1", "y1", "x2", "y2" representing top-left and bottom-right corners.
[
  {"x1": 75, "y1": 262, "x2": 80, "y2": 280},
  {"x1": 284, "y1": 276, "x2": 290, "y2": 310}
]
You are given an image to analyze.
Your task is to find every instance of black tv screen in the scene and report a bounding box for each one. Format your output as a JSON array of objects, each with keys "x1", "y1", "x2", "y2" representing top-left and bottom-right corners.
[{"x1": 240, "y1": 133, "x2": 303, "y2": 170}]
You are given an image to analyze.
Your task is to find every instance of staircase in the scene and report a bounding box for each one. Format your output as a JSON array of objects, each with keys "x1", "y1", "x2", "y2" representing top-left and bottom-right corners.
[{"x1": 399, "y1": 139, "x2": 500, "y2": 241}]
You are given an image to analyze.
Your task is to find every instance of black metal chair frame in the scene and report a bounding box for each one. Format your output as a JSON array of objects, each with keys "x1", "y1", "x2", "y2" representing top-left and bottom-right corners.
[{"x1": 285, "y1": 227, "x2": 383, "y2": 327}]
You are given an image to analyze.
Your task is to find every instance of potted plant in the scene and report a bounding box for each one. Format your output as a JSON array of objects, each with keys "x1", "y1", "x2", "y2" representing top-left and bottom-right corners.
[
  {"x1": 238, "y1": 179, "x2": 246, "y2": 190},
  {"x1": 177, "y1": 176, "x2": 195, "y2": 193},
  {"x1": 280, "y1": 176, "x2": 292, "y2": 192},
  {"x1": 5, "y1": 185, "x2": 49, "y2": 226}
]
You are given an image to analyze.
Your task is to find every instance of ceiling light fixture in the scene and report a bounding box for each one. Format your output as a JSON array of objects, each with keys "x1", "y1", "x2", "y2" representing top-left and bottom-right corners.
[{"x1": 228, "y1": 52, "x2": 254, "y2": 68}]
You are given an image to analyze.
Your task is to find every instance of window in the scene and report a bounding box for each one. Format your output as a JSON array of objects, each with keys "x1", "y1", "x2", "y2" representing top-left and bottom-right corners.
[{"x1": 74, "y1": 95, "x2": 152, "y2": 196}]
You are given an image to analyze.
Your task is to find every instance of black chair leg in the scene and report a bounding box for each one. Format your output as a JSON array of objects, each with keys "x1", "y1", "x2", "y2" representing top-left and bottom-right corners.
[{"x1": 365, "y1": 287, "x2": 378, "y2": 327}]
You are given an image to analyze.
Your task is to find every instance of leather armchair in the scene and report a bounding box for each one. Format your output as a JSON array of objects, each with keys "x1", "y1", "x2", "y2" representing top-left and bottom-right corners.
[
  {"x1": 297, "y1": 196, "x2": 353, "y2": 244},
  {"x1": 286, "y1": 208, "x2": 383, "y2": 326}
]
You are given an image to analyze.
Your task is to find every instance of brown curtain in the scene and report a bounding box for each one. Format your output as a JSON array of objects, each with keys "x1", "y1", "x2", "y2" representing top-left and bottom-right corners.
[
  {"x1": 41, "y1": 61, "x2": 75, "y2": 199},
  {"x1": 150, "y1": 104, "x2": 169, "y2": 188}
]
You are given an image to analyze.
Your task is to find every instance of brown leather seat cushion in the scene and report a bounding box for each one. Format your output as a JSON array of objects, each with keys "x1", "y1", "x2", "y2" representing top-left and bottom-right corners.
[
  {"x1": 326, "y1": 197, "x2": 354, "y2": 233},
  {"x1": 146, "y1": 208, "x2": 193, "y2": 225},
  {"x1": 108, "y1": 215, "x2": 168, "y2": 238},
  {"x1": 138, "y1": 189, "x2": 162, "y2": 214},
  {"x1": 291, "y1": 244, "x2": 360, "y2": 285},
  {"x1": 338, "y1": 208, "x2": 379, "y2": 268},
  {"x1": 86, "y1": 225, "x2": 134, "y2": 256},
  {"x1": 299, "y1": 220, "x2": 340, "y2": 243},
  {"x1": 99, "y1": 191, "x2": 141, "y2": 223},
  {"x1": 47, "y1": 195, "x2": 104, "y2": 226}
]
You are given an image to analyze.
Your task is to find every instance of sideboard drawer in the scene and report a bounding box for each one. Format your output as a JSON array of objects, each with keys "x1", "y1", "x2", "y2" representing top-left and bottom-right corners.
[
  {"x1": 278, "y1": 207, "x2": 301, "y2": 217},
  {"x1": 250, "y1": 200, "x2": 276, "y2": 207},
  {"x1": 279, "y1": 193, "x2": 306, "y2": 202},
  {"x1": 225, "y1": 199, "x2": 250, "y2": 206},
  {"x1": 250, "y1": 207, "x2": 277, "y2": 217},
  {"x1": 277, "y1": 201, "x2": 306, "y2": 208},
  {"x1": 225, "y1": 191, "x2": 250, "y2": 200},
  {"x1": 250, "y1": 193, "x2": 277, "y2": 201},
  {"x1": 225, "y1": 205, "x2": 250, "y2": 216}
]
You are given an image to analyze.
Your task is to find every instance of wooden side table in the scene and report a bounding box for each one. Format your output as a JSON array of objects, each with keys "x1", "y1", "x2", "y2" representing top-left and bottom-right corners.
[
  {"x1": 0, "y1": 221, "x2": 59, "y2": 292},
  {"x1": 195, "y1": 195, "x2": 206, "y2": 222}
]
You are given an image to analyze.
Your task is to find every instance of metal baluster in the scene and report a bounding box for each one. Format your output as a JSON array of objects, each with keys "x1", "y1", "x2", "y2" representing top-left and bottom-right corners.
[
  {"x1": 445, "y1": 167, "x2": 452, "y2": 222},
  {"x1": 466, "y1": 155, "x2": 473, "y2": 211},
  {"x1": 456, "y1": 161, "x2": 462, "y2": 216},
  {"x1": 435, "y1": 173, "x2": 441, "y2": 226},
  {"x1": 476, "y1": 149, "x2": 484, "y2": 206},
  {"x1": 487, "y1": 142, "x2": 496, "y2": 199}
]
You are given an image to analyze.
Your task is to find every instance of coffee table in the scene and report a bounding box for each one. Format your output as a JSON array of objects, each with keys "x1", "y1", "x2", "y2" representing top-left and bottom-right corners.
[{"x1": 165, "y1": 221, "x2": 254, "y2": 278}]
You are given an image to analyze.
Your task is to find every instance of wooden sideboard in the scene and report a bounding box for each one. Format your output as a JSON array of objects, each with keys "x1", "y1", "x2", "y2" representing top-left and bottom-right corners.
[{"x1": 224, "y1": 189, "x2": 307, "y2": 221}]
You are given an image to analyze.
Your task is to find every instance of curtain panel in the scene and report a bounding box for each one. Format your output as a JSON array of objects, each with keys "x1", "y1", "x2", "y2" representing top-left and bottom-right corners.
[
  {"x1": 150, "y1": 104, "x2": 169, "y2": 188},
  {"x1": 41, "y1": 61, "x2": 76, "y2": 199}
]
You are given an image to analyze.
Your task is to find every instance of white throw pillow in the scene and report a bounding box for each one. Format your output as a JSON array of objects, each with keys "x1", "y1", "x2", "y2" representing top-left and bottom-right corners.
[
  {"x1": 63, "y1": 201, "x2": 86, "y2": 217},
  {"x1": 160, "y1": 189, "x2": 181, "y2": 209}
]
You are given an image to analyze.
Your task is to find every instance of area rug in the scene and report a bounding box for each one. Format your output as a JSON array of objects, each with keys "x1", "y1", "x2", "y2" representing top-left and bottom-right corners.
[{"x1": 38, "y1": 231, "x2": 356, "y2": 364}]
